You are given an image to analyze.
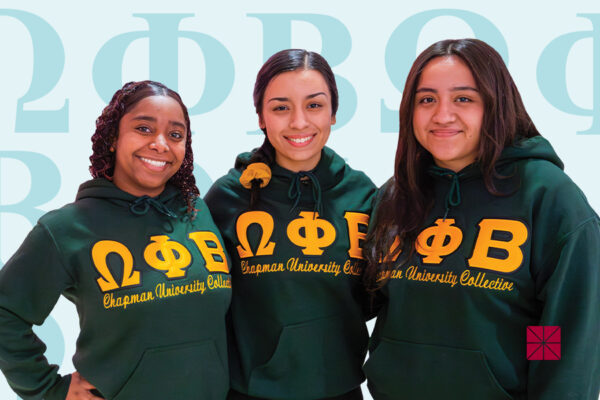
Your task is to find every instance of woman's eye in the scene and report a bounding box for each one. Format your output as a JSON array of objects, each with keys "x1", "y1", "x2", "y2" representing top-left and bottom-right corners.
[
  {"x1": 307, "y1": 102, "x2": 322, "y2": 109},
  {"x1": 170, "y1": 131, "x2": 184, "y2": 140},
  {"x1": 456, "y1": 96, "x2": 472, "y2": 103},
  {"x1": 273, "y1": 105, "x2": 288, "y2": 112},
  {"x1": 136, "y1": 126, "x2": 152, "y2": 134},
  {"x1": 418, "y1": 97, "x2": 435, "y2": 104}
]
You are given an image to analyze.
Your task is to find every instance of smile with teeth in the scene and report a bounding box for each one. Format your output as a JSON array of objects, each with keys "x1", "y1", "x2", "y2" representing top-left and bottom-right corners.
[
  {"x1": 139, "y1": 156, "x2": 168, "y2": 168},
  {"x1": 286, "y1": 134, "x2": 316, "y2": 146}
]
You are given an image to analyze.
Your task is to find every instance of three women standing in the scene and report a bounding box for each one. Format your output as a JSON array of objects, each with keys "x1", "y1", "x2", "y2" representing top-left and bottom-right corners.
[{"x1": 1, "y1": 41, "x2": 597, "y2": 400}]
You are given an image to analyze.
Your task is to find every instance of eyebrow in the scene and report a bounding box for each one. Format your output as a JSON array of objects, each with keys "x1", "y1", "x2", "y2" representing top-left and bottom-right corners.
[
  {"x1": 267, "y1": 91, "x2": 328, "y2": 103},
  {"x1": 131, "y1": 115, "x2": 186, "y2": 129},
  {"x1": 416, "y1": 86, "x2": 479, "y2": 93}
]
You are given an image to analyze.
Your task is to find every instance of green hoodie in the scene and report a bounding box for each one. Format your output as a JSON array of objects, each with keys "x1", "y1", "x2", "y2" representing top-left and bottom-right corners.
[
  {"x1": 204, "y1": 147, "x2": 376, "y2": 399},
  {"x1": 365, "y1": 136, "x2": 600, "y2": 399},
  {"x1": 0, "y1": 178, "x2": 231, "y2": 400}
]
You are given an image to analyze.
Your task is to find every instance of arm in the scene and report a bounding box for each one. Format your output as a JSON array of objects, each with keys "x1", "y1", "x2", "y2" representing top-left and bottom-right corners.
[
  {"x1": 528, "y1": 218, "x2": 600, "y2": 399},
  {"x1": 65, "y1": 373, "x2": 102, "y2": 400},
  {"x1": 0, "y1": 223, "x2": 73, "y2": 399}
]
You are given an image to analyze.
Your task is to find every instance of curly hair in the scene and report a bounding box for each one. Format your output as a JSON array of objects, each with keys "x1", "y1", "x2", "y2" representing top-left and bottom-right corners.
[{"x1": 89, "y1": 80, "x2": 199, "y2": 213}]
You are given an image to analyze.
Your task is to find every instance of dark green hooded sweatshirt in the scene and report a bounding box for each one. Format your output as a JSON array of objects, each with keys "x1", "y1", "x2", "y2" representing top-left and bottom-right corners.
[
  {"x1": 0, "y1": 178, "x2": 231, "y2": 399},
  {"x1": 365, "y1": 136, "x2": 600, "y2": 399},
  {"x1": 204, "y1": 147, "x2": 376, "y2": 399}
]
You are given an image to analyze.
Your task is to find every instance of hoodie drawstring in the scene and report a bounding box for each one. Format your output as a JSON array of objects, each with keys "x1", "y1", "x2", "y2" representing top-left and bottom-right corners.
[
  {"x1": 287, "y1": 171, "x2": 323, "y2": 217},
  {"x1": 445, "y1": 173, "x2": 461, "y2": 219},
  {"x1": 130, "y1": 196, "x2": 178, "y2": 218},
  {"x1": 429, "y1": 167, "x2": 462, "y2": 220}
]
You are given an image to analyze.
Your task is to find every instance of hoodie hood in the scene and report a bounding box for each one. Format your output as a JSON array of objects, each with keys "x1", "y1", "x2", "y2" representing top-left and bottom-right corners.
[
  {"x1": 428, "y1": 136, "x2": 564, "y2": 217},
  {"x1": 497, "y1": 135, "x2": 564, "y2": 170},
  {"x1": 234, "y1": 146, "x2": 344, "y2": 190},
  {"x1": 234, "y1": 147, "x2": 346, "y2": 217},
  {"x1": 76, "y1": 178, "x2": 182, "y2": 218},
  {"x1": 428, "y1": 135, "x2": 564, "y2": 177}
]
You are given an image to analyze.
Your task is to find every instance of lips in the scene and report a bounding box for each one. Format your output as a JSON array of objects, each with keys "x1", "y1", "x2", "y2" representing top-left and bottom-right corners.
[
  {"x1": 285, "y1": 134, "x2": 316, "y2": 147},
  {"x1": 138, "y1": 156, "x2": 170, "y2": 171},
  {"x1": 430, "y1": 129, "x2": 462, "y2": 137}
]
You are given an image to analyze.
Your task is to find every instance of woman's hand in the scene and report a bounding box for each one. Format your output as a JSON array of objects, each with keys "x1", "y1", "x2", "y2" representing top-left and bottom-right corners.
[{"x1": 66, "y1": 372, "x2": 103, "y2": 399}]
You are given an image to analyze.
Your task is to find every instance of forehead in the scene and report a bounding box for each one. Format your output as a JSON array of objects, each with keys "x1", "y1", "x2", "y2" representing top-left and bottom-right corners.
[
  {"x1": 125, "y1": 95, "x2": 185, "y2": 119},
  {"x1": 417, "y1": 56, "x2": 477, "y2": 88},
  {"x1": 264, "y1": 69, "x2": 330, "y2": 98}
]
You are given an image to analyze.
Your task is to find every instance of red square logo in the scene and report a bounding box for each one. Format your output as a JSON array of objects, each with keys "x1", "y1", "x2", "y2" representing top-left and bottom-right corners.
[{"x1": 527, "y1": 326, "x2": 561, "y2": 360}]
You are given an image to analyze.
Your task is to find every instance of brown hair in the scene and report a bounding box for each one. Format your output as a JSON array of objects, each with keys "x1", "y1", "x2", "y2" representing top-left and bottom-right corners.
[
  {"x1": 89, "y1": 80, "x2": 199, "y2": 212},
  {"x1": 364, "y1": 38, "x2": 539, "y2": 288}
]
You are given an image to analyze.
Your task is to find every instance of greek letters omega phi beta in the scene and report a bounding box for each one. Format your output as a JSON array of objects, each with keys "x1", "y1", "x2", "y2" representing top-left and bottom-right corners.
[
  {"x1": 0, "y1": 81, "x2": 231, "y2": 400},
  {"x1": 363, "y1": 39, "x2": 600, "y2": 400},
  {"x1": 205, "y1": 49, "x2": 376, "y2": 400}
]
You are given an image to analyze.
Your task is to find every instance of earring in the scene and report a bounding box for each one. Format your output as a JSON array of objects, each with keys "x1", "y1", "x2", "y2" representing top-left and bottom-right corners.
[{"x1": 110, "y1": 146, "x2": 115, "y2": 152}]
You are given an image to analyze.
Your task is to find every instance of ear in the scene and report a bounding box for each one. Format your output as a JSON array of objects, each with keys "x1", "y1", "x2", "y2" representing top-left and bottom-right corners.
[
  {"x1": 258, "y1": 114, "x2": 266, "y2": 130},
  {"x1": 331, "y1": 114, "x2": 336, "y2": 126},
  {"x1": 108, "y1": 136, "x2": 116, "y2": 152}
]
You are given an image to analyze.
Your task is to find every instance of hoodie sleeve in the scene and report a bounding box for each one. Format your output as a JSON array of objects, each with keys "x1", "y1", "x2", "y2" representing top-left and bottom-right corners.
[
  {"x1": 0, "y1": 222, "x2": 74, "y2": 400},
  {"x1": 528, "y1": 216, "x2": 600, "y2": 400}
]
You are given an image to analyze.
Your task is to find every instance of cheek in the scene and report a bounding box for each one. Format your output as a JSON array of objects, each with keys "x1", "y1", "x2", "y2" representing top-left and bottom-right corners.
[
  {"x1": 113, "y1": 149, "x2": 129, "y2": 174},
  {"x1": 411, "y1": 111, "x2": 426, "y2": 132},
  {"x1": 174, "y1": 142, "x2": 187, "y2": 160},
  {"x1": 411, "y1": 117, "x2": 427, "y2": 143},
  {"x1": 112, "y1": 136, "x2": 130, "y2": 158},
  {"x1": 466, "y1": 125, "x2": 482, "y2": 150},
  {"x1": 467, "y1": 116, "x2": 484, "y2": 140},
  {"x1": 320, "y1": 113, "x2": 334, "y2": 128},
  {"x1": 317, "y1": 129, "x2": 331, "y2": 147},
  {"x1": 263, "y1": 118, "x2": 286, "y2": 146},
  {"x1": 313, "y1": 113, "x2": 334, "y2": 135},
  {"x1": 468, "y1": 108, "x2": 484, "y2": 130},
  {"x1": 412, "y1": 131, "x2": 425, "y2": 149},
  {"x1": 262, "y1": 114, "x2": 283, "y2": 133}
]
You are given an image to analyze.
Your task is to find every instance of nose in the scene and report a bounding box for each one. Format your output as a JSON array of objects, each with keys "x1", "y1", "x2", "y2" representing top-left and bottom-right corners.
[
  {"x1": 432, "y1": 99, "x2": 456, "y2": 124},
  {"x1": 149, "y1": 133, "x2": 170, "y2": 152},
  {"x1": 289, "y1": 108, "x2": 309, "y2": 130}
]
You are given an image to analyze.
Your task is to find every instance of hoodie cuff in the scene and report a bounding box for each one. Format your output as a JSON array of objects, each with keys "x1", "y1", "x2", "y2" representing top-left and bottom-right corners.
[{"x1": 44, "y1": 374, "x2": 71, "y2": 400}]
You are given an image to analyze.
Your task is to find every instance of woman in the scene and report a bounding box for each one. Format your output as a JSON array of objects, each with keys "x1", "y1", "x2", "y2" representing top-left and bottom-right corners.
[
  {"x1": 0, "y1": 81, "x2": 231, "y2": 399},
  {"x1": 204, "y1": 49, "x2": 376, "y2": 399},
  {"x1": 363, "y1": 39, "x2": 600, "y2": 399}
]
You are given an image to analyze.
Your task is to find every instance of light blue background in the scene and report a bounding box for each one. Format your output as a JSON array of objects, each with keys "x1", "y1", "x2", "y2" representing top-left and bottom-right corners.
[{"x1": 1, "y1": 1, "x2": 599, "y2": 398}]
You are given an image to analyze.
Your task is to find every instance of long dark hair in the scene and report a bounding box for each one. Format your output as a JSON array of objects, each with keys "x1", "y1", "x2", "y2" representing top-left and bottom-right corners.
[
  {"x1": 89, "y1": 80, "x2": 199, "y2": 212},
  {"x1": 364, "y1": 38, "x2": 540, "y2": 288},
  {"x1": 241, "y1": 49, "x2": 339, "y2": 208}
]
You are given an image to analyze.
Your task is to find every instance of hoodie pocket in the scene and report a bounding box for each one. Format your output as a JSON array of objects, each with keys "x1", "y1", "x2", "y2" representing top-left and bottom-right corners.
[
  {"x1": 112, "y1": 340, "x2": 227, "y2": 400},
  {"x1": 364, "y1": 338, "x2": 513, "y2": 400},
  {"x1": 248, "y1": 315, "x2": 367, "y2": 399}
]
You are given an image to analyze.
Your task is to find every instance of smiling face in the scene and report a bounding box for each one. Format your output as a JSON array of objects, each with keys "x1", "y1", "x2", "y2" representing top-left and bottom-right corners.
[
  {"x1": 412, "y1": 56, "x2": 484, "y2": 172},
  {"x1": 112, "y1": 95, "x2": 187, "y2": 197},
  {"x1": 259, "y1": 69, "x2": 336, "y2": 172}
]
